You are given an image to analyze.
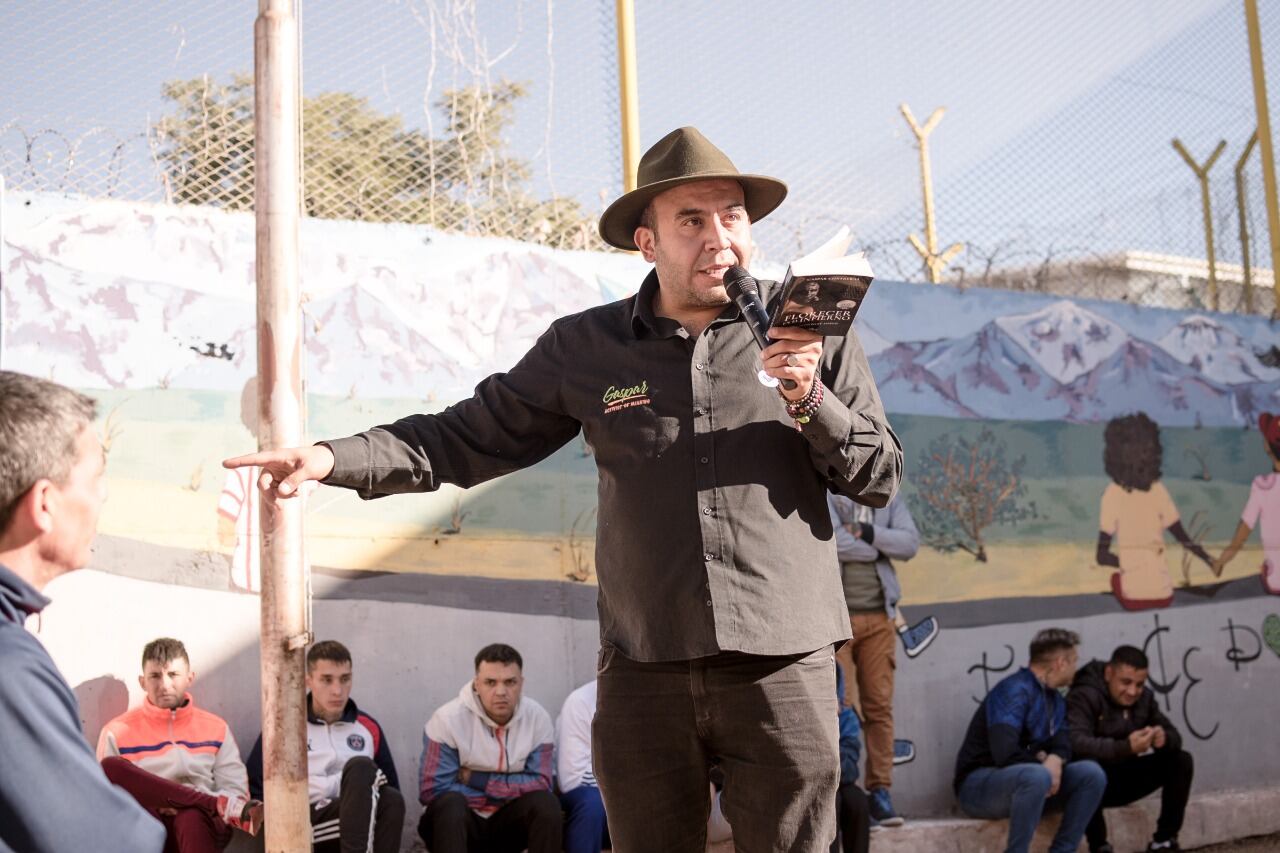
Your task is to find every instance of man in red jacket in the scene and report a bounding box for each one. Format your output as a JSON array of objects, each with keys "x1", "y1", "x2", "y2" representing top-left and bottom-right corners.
[{"x1": 98, "y1": 637, "x2": 262, "y2": 851}]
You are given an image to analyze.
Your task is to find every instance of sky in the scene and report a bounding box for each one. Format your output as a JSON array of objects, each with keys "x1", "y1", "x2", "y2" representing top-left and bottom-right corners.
[{"x1": 1, "y1": 0, "x2": 1276, "y2": 270}]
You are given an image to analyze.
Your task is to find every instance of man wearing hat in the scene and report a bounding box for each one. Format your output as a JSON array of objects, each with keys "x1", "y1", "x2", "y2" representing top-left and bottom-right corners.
[{"x1": 225, "y1": 126, "x2": 902, "y2": 851}]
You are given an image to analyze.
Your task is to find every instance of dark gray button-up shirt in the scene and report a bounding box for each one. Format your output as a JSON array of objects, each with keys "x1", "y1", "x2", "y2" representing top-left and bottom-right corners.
[{"x1": 323, "y1": 269, "x2": 902, "y2": 662}]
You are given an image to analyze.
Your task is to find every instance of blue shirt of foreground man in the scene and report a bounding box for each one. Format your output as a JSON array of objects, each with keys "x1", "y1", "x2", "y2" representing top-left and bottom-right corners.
[
  {"x1": 0, "y1": 370, "x2": 165, "y2": 853},
  {"x1": 225, "y1": 126, "x2": 902, "y2": 852},
  {"x1": 954, "y1": 628, "x2": 1106, "y2": 853}
]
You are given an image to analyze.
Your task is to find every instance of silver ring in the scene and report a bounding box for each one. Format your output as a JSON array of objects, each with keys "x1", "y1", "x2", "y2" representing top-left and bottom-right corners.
[{"x1": 785, "y1": 354, "x2": 798, "y2": 367}]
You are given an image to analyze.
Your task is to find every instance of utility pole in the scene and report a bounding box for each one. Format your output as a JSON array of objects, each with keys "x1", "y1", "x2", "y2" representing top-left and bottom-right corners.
[
  {"x1": 901, "y1": 104, "x2": 962, "y2": 283},
  {"x1": 1244, "y1": 0, "x2": 1280, "y2": 316},
  {"x1": 1172, "y1": 137, "x2": 1227, "y2": 311},
  {"x1": 615, "y1": 0, "x2": 640, "y2": 194},
  {"x1": 254, "y1": 2, "x2": 311, "y2": 850}
]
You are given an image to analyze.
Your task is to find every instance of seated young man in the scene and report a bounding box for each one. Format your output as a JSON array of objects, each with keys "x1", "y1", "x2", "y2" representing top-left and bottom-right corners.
[
  {"x1": 954, "y1": 628, "x2": 1106, "y2": 853},
  {"x1": 557, "y1": 679, "x2": 609, "y2": 853},
  {"x1": 418, "y1": 643, "x2": 560, "y2": 853},
  {"x1": 247, "y1": 640, "x2": 403, "y2": 853},
  {"x1": 1067, "y1": 645, "x2": 1194, "y2": 853},
  {"x1": 97, "y1": 637, "x2": 261, "y2": 852}
]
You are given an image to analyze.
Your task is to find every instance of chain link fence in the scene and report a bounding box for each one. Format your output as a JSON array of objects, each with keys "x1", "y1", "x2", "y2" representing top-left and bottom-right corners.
[{"x1": 2, "y1": 0, "x2": 1278, "y2": 314}]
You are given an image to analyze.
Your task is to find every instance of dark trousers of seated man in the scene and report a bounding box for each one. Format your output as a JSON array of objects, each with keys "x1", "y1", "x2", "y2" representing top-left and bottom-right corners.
[
  {"x1": 418, "y1": 789, "x2": 562, "y2": 853},
  {"x1": 1086, "y1": 749, "x2": 1194, "y2": 850},
  {"x1": 101, "y1": 755, "x2": 232, "y2": 853},
  {"x1": 593, "y1": 645, "x2": 840, "y2": 853},
  {"x1": 311, "y1": 756, "x2": 405, "y2": 853}
]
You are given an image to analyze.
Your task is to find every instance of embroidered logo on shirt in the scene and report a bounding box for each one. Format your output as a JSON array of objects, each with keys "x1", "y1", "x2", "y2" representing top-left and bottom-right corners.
[
  {"x1": 602, "y1": 380, "x2": 651, "y2": 414},
  {"x1": 347, "y1": 734, "x2": 366, "y2": 751}
]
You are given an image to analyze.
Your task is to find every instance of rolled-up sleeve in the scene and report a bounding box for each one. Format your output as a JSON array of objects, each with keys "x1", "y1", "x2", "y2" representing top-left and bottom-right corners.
[{"x1": 802, "y1": 329, "x2": 902, "y2": 507}]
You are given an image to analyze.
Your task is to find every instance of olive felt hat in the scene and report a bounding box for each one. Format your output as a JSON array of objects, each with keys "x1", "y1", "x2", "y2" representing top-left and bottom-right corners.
[{"x1": 597, "y1": 126, "x2": 788, "y2": 251}]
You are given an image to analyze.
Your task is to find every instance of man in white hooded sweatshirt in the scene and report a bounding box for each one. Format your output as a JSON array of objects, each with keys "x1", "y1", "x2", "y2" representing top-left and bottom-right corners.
[{"x1": 417, "y1": 643, "x2": 560, "y2": 853}]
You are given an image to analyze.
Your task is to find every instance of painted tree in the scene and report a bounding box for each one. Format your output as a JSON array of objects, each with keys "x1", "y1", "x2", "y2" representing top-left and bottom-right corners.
[
  {"x1": 153, "y1": 75, "x2": 597, "y2": 249},
  {"x1": 914, "y1": 428, "x2": 1034, "y2": 562}
]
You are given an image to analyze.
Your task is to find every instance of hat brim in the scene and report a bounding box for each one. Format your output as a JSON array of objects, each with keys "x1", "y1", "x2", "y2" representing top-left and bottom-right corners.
[{"x1": 598, "y1": 173, "x2": 788, "y2": 251}]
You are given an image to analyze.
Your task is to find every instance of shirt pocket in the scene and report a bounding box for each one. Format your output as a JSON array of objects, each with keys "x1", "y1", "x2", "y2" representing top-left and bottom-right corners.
[{"x1": 588, "y1": 404, "x2": 681, "y2": 466}]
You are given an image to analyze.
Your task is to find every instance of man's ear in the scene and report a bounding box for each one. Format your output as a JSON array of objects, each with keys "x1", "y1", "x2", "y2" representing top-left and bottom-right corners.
[
  {"x1": 634, "y1": 227, "x2": 657, "y2": 262},
  {"x1": 187, "y1": 670, "x2": 197, "y2": 687},
  {"x1": 137, "y1": 673, "x2": 147, "y2": 692},
  {"x1": 20, "y1": 480, "x2": 57, "y2": 536}
]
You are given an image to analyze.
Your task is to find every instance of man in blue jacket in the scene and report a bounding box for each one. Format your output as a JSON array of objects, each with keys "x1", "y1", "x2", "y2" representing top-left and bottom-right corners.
[
  {"x1": 0, "y1": 370, "x2": 165, "y2": 852},
  {"x1": 954, "y1": 628, "x2": 1105, "y2": 853}
]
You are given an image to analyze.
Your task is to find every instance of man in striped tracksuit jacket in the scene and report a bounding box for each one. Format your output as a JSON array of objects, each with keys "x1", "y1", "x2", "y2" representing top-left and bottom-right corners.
[
  {"x1": 247, "y1": 640, "x2": 403, "y2": 853},
  {"x1": 417, "y1": 643, "x2": 560, "y2": 853},
  {"x1": 97, "y1": 637, "x2": 260, "y2": 851}
]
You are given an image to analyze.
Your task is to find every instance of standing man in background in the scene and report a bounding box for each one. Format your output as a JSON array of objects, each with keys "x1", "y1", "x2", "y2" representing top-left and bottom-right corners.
[
  {"x1": 828, "y1": 490, "x2": 924, "y2": 827},
  {"x1": 0, "y1": 370, "x2": 165, "y2": 852},
  {"x1": 226, "y1": 126, "x2": 901, "y2": 851}
]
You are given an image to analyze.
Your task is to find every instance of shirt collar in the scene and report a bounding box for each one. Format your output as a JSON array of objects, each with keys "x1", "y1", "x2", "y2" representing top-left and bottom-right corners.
[
  {"x1": 0, "y1": 562, "x2": 51, "y2": 625},
  {"x1": 629, "y1": 268, "x2": 744, "y2": 340}
]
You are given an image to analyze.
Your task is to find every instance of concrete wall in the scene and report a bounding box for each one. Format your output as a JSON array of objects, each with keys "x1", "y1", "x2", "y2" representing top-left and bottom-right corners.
[{"x1": 36, "y1": 565, "x2": 1280, "y2": 832}]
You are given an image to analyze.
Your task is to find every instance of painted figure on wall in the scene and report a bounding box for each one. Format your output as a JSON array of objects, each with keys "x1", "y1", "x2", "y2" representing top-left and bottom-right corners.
[
  {"x1": 218, "y1": 378, "x2": 262, "y2": 593},
  {"x1": 1096, "y1": 413, "x2": 1214, "y2": 610},
  {"x1": 1214, "y1": 412, "x2": 1280, "y2": 595}
]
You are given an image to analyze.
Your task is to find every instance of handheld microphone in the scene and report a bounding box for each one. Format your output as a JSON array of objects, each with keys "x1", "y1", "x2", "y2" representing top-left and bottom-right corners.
[{"x1": 723, "y1": 265, "x2": 797, "y2": 391}]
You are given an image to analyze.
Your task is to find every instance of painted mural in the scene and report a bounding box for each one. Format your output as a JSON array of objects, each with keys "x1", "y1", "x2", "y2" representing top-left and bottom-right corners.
[{"x1": 3, "y1": 191, "x2": 1278, "y2": 625}]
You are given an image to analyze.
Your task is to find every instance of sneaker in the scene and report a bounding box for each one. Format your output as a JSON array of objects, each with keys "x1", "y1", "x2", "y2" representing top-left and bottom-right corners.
[
  {"x1": 898, "y1": 616, "x2": 940, "y2": 658},
  {"x1": 1147, "y1": 841, "x2": 1181, "y2": 852},
  {"x1": 892, "y1": 739, "x2": 916, "y2": 765},
  {"x1": 218, "y1": 794, "x2": 264, "y2": 836},
  {"x1": 868, "y1": 787, "x2": 904, "y2": 827}
]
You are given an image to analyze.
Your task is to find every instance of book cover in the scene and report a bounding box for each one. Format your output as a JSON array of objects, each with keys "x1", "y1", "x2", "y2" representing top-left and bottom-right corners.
[{"x1": 768, "y1": 226, "x2": 874, "y2": 336}]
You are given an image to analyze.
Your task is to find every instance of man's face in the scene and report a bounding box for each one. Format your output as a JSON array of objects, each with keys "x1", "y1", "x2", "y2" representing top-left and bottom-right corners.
[
  {"x1": 306, "y1": 659, "x2": 353, "y2": 721},
  {"x1": 1048, "y1": 647, "x2": 1079, "y2": 689},
  {"x1": 140, "y1": 657, "x2": 195, "y2": 710},
  {"x1": 1104, "y1": 663, "x2": 1148, "y2": 707},
  {"x1": 39, "y1": 426, "x2": 107, "y2": 572},
  {"x1": 634, "y1": 179, "x2": 752, "y2": 315},
  {"x1": 474, "y1": 660, "x2": 523, "y2": 726}
]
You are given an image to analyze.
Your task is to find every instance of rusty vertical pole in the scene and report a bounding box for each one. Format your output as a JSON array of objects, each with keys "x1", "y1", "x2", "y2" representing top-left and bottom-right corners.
[{"x1": 254, "y1": 1, "x2": 311, "y2": 850}]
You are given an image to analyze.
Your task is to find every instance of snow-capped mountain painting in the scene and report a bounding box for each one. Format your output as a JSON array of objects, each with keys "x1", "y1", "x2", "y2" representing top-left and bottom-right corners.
[{"x1": 861, "y1": 287, "x2": 1277, "y2": 428}]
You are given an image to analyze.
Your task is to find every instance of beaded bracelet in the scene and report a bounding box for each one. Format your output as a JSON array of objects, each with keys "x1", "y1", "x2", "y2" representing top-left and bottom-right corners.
[{"x1": 783, "y1": 378, "x2": 825, "y2": 424}]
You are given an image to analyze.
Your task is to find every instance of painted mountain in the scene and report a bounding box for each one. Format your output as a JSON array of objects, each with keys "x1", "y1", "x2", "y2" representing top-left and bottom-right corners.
[
  {"x1": 2, "y1": 193, "x2": 637, "y2": 397},
  {"x1": 871, "y1": 300, "x2": 1278, "y2": 427}
]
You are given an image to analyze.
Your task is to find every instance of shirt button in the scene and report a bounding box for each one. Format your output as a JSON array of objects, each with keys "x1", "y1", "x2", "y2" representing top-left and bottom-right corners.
[
  {"x1": 703, "y1": 507, "x2": 712, "y2": 516},
  {"x1": 706, "y1": 600, "x2": 713, "y2": 607},
  {"x1": 704, "y1": 553, "x2": 714, "y2": 561},
  {"x1": 695, "y1": 362, "x2": 705, "y2": 371},
  {"x1": 700, "y1": 456, "x2": 709, "y2": 464}
]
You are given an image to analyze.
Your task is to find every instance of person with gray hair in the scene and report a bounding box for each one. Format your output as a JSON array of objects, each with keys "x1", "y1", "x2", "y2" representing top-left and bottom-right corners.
[
  {"x1": 0, "y1": 370, "x2": 165, "y2": 853},
  {"x1": 953, "y1": 627, "x2": 1105, "y2": 853}
]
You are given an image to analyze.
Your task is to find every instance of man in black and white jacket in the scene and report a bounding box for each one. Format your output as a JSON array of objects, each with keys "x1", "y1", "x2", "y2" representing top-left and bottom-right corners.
[{"x1": 248, "y1": 640, "x2": 403, "y2": 853}]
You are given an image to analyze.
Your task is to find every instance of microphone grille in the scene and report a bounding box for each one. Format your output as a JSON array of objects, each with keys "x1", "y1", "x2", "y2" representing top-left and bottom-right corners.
[{"x1": 723, "y1": 265, "x2": 759, "y2": 298}]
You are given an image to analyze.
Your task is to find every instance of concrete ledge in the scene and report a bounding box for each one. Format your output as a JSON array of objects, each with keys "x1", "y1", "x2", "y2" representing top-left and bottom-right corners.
[
  {"x1": 238, "y1": 786, "x2": 1280, "y2": 852},
  {"x1": 866, "y1": 787, "x2": 1280, "y2": 852}
]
